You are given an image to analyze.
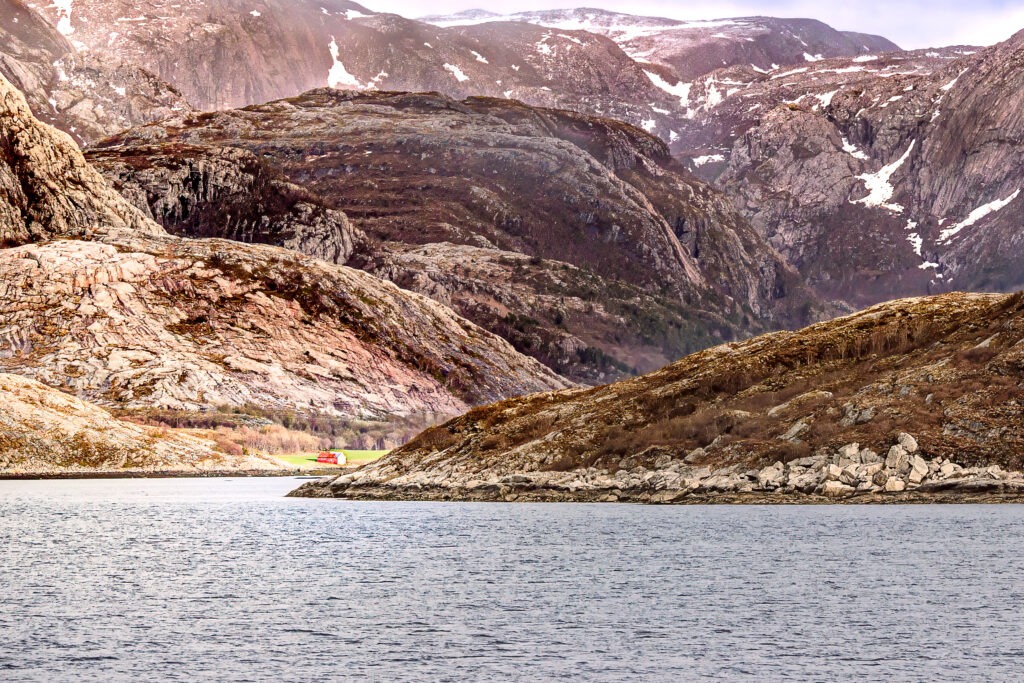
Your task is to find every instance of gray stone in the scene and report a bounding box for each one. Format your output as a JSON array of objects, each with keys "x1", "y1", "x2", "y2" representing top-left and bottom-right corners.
[
  {"x1": 839, "y1": 465, "x2": 861, "y2": 486},
  {"x1": 884, "y1": 477, "x2": 906, "y2": 492},
  {"x1": 858, "y1": 448, "x2": 881, "y2": 464},
  {"x1": 898, "y1": 433, "x2": 919, "y2": 454},
  {"x1": 885, "y1": 445, "x2": 910, "y2": 474},
  {"x1": 684, "y1": 448, "x2": 706, "y2": 464},
  {"x1": 910, "y1": 454, "x2": 928, "y2": 477},
  {"x1": 781, "y1": 420, "x2": 809, "y2": 441},
  {"x1": 822, "y1": 480, "x2": 856, "y2": 497},
  {"x1": 837, "y1": 443, "x2": 861, "y2": 460},
  {"x1": 757, "y1": 462, "x2": 785, "y2": 489}
]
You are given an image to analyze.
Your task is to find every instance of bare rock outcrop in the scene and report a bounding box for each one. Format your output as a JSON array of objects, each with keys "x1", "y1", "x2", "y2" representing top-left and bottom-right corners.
[
  {"x1": 90, "y1": 89, "x2": 825, "y2": 382},
  {"x1": 0, "y1": 235, "x2": 569, "y2": 416},
  {"x1": 0, "y1": 71, "x2": 569, "y2": 421},
  {"x1": 0, "y1": 72, "x2": 162, "y2": 245},
  {"x1": 92, "y1": 144, "x2": 368, "y2": 265},
  {"x1": 667, "y1": 35, "x2": 1024, "y2": 305},
  {"x1": 0, "y1": 0, "x2": 191, "y2": 144}
]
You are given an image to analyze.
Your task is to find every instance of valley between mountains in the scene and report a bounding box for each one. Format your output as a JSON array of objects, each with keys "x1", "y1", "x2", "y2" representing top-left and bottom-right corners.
[{"x1": 0, "y1": 0, "x2": 1022, "y2": 501}]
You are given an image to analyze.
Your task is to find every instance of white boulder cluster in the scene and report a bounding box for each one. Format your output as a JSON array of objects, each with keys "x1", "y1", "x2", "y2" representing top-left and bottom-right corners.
[{"x1": 308, "y1": 431, "x2": 1024, "y2": 503}]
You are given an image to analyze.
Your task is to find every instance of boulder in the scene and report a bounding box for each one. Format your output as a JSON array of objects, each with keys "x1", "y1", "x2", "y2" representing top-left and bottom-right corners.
[
  {"x1": 839, "y1": 464, "x2": 861, "y2": 486},
  {"x1": 757, "y1": 462, "x2": 786, "y2": 489},
  {"x1": 822, "y1": 480, "x2": 856, "y2": 497},
  {"x1": 781, "y1": 420, "x2": 809, "y2": 441},
  {"x1": 885, "y1": 445, "x2": 910, "y2": 474},
  {"x1": 837, "y1": 443, "x2": 861, "y2": 460},
  {"x1": 884, "y1": 477, "x2": 906, "y2": 492},
  {"x1": 863, "y1": 462, "x2": 885, "y2": 477},
  {"x1": 858, "y1": 448, "x2": 881, "y2": 464},
  {"x1": 908, "y1": 454, "x2": 929, "y2": 484},
  {"x1": 788, "y1": 469, "x2": 821, "y2": 493},
  {"x1": 898, "y1": 433, "x2": 919, "y2": 454},
  {"x1": 684, "y1": 448, "x2": 706, "y2": 464}
]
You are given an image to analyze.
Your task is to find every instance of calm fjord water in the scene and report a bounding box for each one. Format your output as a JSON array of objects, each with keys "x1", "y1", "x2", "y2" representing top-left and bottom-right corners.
[{"x1": 2, "y1": 478, "x2": 1023, "y2": 681}]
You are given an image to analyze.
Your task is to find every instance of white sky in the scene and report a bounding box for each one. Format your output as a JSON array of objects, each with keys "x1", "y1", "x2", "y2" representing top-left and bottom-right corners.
[{"x1": 366, "y1": 0, "x2": 1024, "y2": 49}]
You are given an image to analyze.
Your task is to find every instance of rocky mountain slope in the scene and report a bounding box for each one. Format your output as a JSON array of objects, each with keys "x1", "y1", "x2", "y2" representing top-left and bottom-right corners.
[
  {"x1": 663, "y1": 35, "x2": 1024, "y2": 305},
  {"x1": 26, "y1": 0, "x2": 665, "y2": 123},
  {"x1": 0, "y1": 0, "x2": 190, "y2": 143},
  {"x1": 0, "y1": 372, "x2": 284, "y2": 474},
  {"x1": 0, "y1": 72, "x2": 569, "y2": 422},
  {"x1": 89, "y1": 89, "x2": 823, "y2": 382},
  {"x1": 423, "y1": 9, "x2": 898, "y2": 81},
  {"x1": 25, "y1": 0, "x2": 897, "y2": 152},
  {"x1": 294, "y1": 290, "x2": 1024, "y2": 503}
]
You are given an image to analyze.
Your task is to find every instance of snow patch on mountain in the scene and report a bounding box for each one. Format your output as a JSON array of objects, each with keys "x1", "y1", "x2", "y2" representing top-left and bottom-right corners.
[
  {"x1": 328, "y1": 37, "x2": 362, "y2": 88},
  {"x1": 771, "y1": 67, "x2": 809, "y2": 80},
  {"x1": 53, "y1": 0, "x2": 75, "y2": 35},
  {"x1": 643, "y1": 70, "x2": 690, "y2": 106},
  {"x1": 852, "y1": 139, "x2": 916, "y2": 214},
  {"x1": 692, "y1": 154, "x2": 725, "y2": 167},
  {"x1": 841, "y1": 137, "x2": 869, "y2": 161},
  {"x1": 444, "y1": 63, "x2": 470, "y2": 82},
  {"x1": 939, "y1": 189, "x2": 1021, "y2": 243},
  {"x1": 941, "y1": 68, "x2": 969, "y2": 92},
  {"x1": 811, "y1": 90, "x2": 838, "y2": 108}
]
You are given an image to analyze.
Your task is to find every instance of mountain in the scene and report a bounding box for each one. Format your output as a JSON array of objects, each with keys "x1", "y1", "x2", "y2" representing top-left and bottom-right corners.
[
  {"x1": 25, "y1": 0, "x2": 685, "y2": 134},
  {"x1": 664, "y1": 34, "x2": 1024, "y2": 305},
  {"x1": 293, "y1": 290, "x2": 1024, "y2": 502},
  {"x1": 0, "y1": 72, "x2": 569, "y2": 423},
  {"x1": 88, "y1": 89, "x2": 824, "y2": 383},
  {"x1": 422, "y1": 9, "x2": 899, "y2": 81},
  {"x1": 0, "y1": 0, "x2": 190, "y2": 144},
  {"x1": 24, "y1": 0, "x2": 900, "y2": 155}
]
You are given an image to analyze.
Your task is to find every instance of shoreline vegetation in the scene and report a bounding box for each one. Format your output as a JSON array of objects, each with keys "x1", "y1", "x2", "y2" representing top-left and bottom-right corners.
[{"x1": 0, "y1": 450, "x2": 391, "y2": 480}]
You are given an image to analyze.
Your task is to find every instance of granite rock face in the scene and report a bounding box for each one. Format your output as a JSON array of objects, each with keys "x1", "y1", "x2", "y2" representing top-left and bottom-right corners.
[
  {"x1": 0, "y1": 0, "x2": 190, "y2": 144},
  {"x1": 90, "y1": 90, "x2": 824, "y2": 382},
  {"x1": 92, "y1": 144, "x2": 368, "y2": 265},
  {"x1": 0, "y1": 72, "x2": 163, "y2": 246},
  {"x1": 0, "y1": 72, "x2": 569, "y2": 418},
  {"x1": 669, "y1": 35, "x2": 1024, "y2": 304}
]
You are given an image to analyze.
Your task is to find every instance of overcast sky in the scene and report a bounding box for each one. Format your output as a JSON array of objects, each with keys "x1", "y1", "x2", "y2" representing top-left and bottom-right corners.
[{"x1": 369, "y1": 0, "x2": 1024, "y2": 49}]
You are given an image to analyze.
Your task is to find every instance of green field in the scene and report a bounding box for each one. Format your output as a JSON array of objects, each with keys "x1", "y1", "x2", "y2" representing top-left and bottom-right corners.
[
  {"x1": 337, "y1": 450, "x2": 391, "y2": 463},
  {"x1": 275, "y1": 450, "x2": 390, "y2": 468}
]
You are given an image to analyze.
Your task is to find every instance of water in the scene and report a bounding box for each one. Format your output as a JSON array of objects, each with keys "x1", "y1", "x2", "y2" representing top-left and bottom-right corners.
[{"x1": 2, "y1": 479, "x2": 1024, "y2": 681}]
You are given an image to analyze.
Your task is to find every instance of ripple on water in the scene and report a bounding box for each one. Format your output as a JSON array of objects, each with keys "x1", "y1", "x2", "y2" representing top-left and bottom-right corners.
[{"x1": 1, "y1": 478, "x2": 1024, "y2": 681}]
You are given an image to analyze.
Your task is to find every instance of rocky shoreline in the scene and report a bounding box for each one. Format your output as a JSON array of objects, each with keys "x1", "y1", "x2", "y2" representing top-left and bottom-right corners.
[{"x1": 289, "y1": 433, "x2": 1024, "y2": 504}]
